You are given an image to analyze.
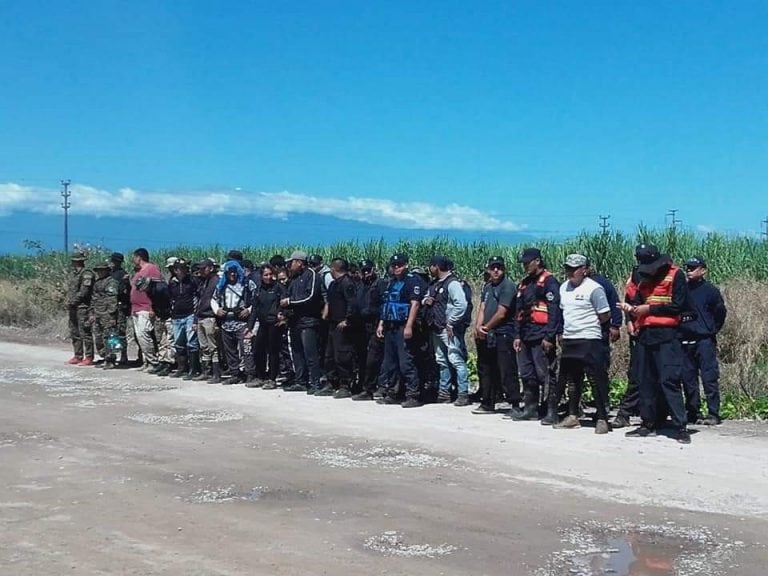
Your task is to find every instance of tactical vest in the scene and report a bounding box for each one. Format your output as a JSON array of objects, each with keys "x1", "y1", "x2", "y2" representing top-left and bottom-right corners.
[
  {"x1": 426, "y1": 275, "x2": 471, "y2": 330},
  {"x1": 626, "y1": 265, "x2": 681, "y2": 329},
  {"x1": 381, "y1": 279, "x2": 411, "y2": 323},
  {"x1": 516, "y1": 271, "x2": 552, "y2": 326}
]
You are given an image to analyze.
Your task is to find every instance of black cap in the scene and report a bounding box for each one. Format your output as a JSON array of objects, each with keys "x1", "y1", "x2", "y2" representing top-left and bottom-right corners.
[
  {"x1": 428, "y1": 255, "x2": 451, "y2": 270},
  {"x1": 359, "y1": 259, "x2": 375, "y2": 271},
  {"x1": 308, "y1": 254, "x2": 323, "y2": 267},
  {"x1": 269, "y1": 254, "x2": 286, "y2": 267},
  {"x1": 685, "y1": 256, "x2": 707, "y2": 268},
  {"x1": 518, "y1": 248, "x2": 542, "y2": 264},
  {"x1": 110, "y1": 252, "x2": 124, "y2": 263},
  {"x1": 242, "y1": 259, "x2": 254, "y2": 270},
  {"x1": 196, "y1": 258, "x2": 215, "y2": 268},
  {"x1": 226, "y1": 250, "x2": 243, "y2": 262},
  {"x1": 634, "y1": 244, "x2": 660, "y2": 264},
  {"x1": 487, "y1": 255, "x2": 506, "y2": 268},
  {"x1": 389, "y1": 253, "x2": 409, "y2": 266}
]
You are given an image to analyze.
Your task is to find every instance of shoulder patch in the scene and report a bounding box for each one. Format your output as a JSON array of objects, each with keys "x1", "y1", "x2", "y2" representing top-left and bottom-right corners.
[
  {"x1": 545, "y1": 291, "x2": 555, "y2": 301},
  {"x1": 413, "y1": 285, "x2": 421, "y2": 296}
]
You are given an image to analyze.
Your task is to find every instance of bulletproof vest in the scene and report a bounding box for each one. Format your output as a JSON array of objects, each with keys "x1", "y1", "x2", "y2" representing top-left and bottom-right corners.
[
  {"x1": 360, "y1": 277, "x2": 386, "y2": 319},
  {"x1": 381, "y1": 279, "x2": 411, "y2": 323}
]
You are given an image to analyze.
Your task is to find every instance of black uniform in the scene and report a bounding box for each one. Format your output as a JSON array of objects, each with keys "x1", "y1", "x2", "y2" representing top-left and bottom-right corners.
[
  {"x1": 285, "y1": 267, "x2": 325, "y2": 391},
  {"x1": 248, "y1": 280, "x2": 286, "y2": 383},
  {"x1": 681, "y1": 278, "x2": 726, "y2": 422},
  {"x1": 357, "y1": 274, "x2": 388, "y2": 395},
  {"x1": 325, "y1": 273, "x2": 360, "y2": 392}
]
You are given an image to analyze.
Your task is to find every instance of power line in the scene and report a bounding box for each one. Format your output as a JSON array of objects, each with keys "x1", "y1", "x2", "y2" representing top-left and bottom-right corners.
[
  {"x1": 599, "y1": 214, "x2": 611, "y2": 235},
  {"x1": 667, "y1": 208, "x2": 682, "y2": 231},
  {"x1": 61, "y1": 179, "x2": 71, "y2": 254}
]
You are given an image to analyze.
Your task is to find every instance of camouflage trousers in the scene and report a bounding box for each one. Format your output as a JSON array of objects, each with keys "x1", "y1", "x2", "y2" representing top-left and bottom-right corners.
[
  {"x1": 68, "y1": 306, "x2": 93, "y2": 360},
  {"x1": 155, "y1": 318, "x2": 175, "y2": 364},
  {"x1": 92, "y1": 312, "x2": 118, "y2": 360}
]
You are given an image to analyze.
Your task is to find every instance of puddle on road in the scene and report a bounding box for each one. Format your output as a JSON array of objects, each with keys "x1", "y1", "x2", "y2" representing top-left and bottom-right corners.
[
  {"x1": 127, "y1": 410, "x2": 243, "y2": 425},
  {"x1": 364, "y1": 530, "x2": 458, "y2": 558},
  {"x1": 538, "y1": 520, "x2": 745, "y2": 576},
  {"x1": 183, "y1": 484, "x2": 313, "y2": 504},
  {"x1": 306, "y1": 445, "x2": 449, "y2": 470}
]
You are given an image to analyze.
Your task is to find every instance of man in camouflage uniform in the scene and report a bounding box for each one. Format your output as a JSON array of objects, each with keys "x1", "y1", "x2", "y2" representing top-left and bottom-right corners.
[
  {"x1": 66, "y1": 252, "x2": 95, "y2": 366},
  {"x1": 91, "y1": 262, "x2": 120, "y2": 368},
  {"x1": 109, "y1": 252, "x2": 132, "y2": 366}
]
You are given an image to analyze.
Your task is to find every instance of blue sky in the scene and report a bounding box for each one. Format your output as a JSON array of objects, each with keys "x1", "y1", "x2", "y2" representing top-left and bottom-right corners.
[{"x1": 1, "y1": 1, "x2": 767, "y2": 252}]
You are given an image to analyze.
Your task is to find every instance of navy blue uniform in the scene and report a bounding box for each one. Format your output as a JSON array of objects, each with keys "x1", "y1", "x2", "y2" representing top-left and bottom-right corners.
[
  {"x1": 681, "y1": 278, "x2": 727, "y2": 422},
  {"x1": 514, "y1": 270, "x2": 561, "y2": 415},
  {"x1": 358, "y1": 275, "x2": 388, "y2": 395},
  {"x1": 378, "y1": 273, "x2": 423, "y2": 401}
]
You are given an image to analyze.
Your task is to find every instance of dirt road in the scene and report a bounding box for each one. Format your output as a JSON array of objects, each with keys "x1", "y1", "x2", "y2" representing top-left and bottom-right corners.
[{"x1": 1, "y1": 341, "x2": 766, "y2": 575}]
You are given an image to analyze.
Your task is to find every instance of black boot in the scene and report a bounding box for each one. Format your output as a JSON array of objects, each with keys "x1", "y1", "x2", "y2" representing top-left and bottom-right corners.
[
  {"x1": 118, "y1": 349, "x2": 129, "y2": 367},
  {"x1": 207, "y1": 362, "x2": 222, "y2": 384},
  {"x1": 334, "y1": 380, "x2": 352, "y2": 399},
  {"x1": 184, "y1": 351, "x2": 201, "y2": 381},
  {"x1": 169, "y1": 355, "x2": 188, "y2": 378},
  {"x1": 510, "y1": 389, "x2": 539, "y2": 421},
  {"x1": 540, "y1": 395, "x2": 558, "y2": 426},
  {"x1": 193, "y1": 360, "x2": 210, "y2": 381},
  {"x1": 156, "y1": 362, "x2": 173, "y2": 377}
]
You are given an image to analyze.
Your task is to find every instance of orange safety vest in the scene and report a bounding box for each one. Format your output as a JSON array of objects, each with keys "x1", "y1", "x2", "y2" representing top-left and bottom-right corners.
[
  {"x1": 516, "y1": 270, "x2": 552, "y2": 326},
  {"x1": 626, "y1": 265, "x2": 681, "y2": 329}
]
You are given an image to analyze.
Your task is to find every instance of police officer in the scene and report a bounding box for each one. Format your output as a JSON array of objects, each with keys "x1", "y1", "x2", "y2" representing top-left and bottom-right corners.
[
  {"x1": 352, "y1": 259, "x2": 388, "y2": 401},
  {"x1": 473, "y1": 256, "x2": 520, "y2": 415},
  {"x1": 620, "y1": 244, "x2": 691, "y2": 444},
  {"x1": 510, "y1": 248, "x2": 561, "y2": 421},
  {"x1": 410, "y1": 265, "x2": 438, "y2": 399},
  {"x1": 66, "y1": 252, "x2": 96, "y2": 366},
  {"x1": 91, "y1": 261, "x2": 120, "y2": 368},
  {"x1": 322, "y1": 258, "x2": 360, "y2": 399},
  {"x1": 280, "y1": 251, "x2": 326, "y2": 394},
  {"x1": 109, "y1": 252, "x2": 132, "y2": 367},
  {"x1": 376, "y1": 254, "x2": 423, "y2": 408},
  {"x1": 681, "y1": 256, "x2": 727, "y2": 425}
]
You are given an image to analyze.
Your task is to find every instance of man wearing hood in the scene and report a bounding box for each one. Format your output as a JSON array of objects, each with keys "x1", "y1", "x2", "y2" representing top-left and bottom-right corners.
[
  {"x1": 211, "y1": 260, "x2": 254, "y2": 385},
  {"x1": 620, "y1": 244, "x2": 691, "y2": 444}
]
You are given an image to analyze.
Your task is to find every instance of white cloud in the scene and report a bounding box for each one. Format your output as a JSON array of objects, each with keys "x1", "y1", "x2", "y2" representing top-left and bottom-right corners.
[{"x1": 0, "y1": 182, "x2": 524, "y2": 232}]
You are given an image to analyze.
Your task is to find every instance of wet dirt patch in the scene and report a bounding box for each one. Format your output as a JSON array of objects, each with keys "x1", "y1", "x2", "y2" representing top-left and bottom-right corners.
[
  {"x1": 0, "y1": 366, "x2": 177, "y2": 402},
  {"x1": 0, "y1": 431, "x2": 57, "y2": 447},
  {"x1": 127, "y1": 410, "x2": 243, "y2": 425},
  {"x1": 306, "y1": 444, "x2": 449, "y2": 470},
  {"x1": 183, "y1": 484, "x2": 313, "y2": 504},
  {"x1": 363, "y1": 531, "x2": 458, "y2": 558},
  {"x1": 535, "y1": 519, "x2": 746, "y2": 576}
]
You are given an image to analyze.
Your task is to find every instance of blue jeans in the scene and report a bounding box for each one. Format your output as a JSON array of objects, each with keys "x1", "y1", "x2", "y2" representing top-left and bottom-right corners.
[
  {"x1": 432, "y1": 327, "x2": 470, "y2": 395},
  {"x1": 172, "y1": 314, "x2": 199, "y2": 355}
]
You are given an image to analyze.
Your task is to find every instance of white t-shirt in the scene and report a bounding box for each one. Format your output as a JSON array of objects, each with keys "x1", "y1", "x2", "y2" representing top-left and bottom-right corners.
[{"x1": 559, "y1": 277, "x2": 610, "y2": 340}]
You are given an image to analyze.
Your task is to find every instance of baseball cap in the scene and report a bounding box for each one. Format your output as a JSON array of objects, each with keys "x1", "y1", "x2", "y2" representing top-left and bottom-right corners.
[
  {"x1": 487, "y1": 256, "x2": 506, "y2": 268},
  {"x1": 518, "y1": 248, "x2": 542, "y2": 264},
  {"x1": 289, "y1": 250, "x2": 308, "y2": 262},
  {"x1": 634, "y1": 244, "x2": 660, "y2": 264},
  {"x1": 359, "y1": 259, "x2": 375, "y2": 271},
  {"x1": 165, "y1": 256, "x2": 179, "y2": 269},
  {"x1": 242, "y1": 259, "x2": 254, "y2": 270},
  {"x1": 564, "y1": 254, "x2": 588, "y2": 268},
  {"x1": 196, "y1": 258, "x2": 215, "y2": 268},
  {"x1": 411, "y1": 266, "x2": 428, "y2": 277},
  {"x1": 389, "y1": 253, "x2": 409, "y2": 266},
  {"x1": 685, "y1": 256, "x2": 707, "y2": 269},
  {"x1": 110, "y1": 252, "x2": 124, "y2": 263},
  {"x1": 308, "y1": 254, "x2": 323, "y2": 267}
]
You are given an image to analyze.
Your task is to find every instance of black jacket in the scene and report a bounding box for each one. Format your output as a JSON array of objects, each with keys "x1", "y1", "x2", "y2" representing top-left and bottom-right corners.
[
  {"x1": 248, "y1": 281, "x2": 285, "y2": 329},
  {"x1": 195, "y1": 275, "x2": 218, "y2": 319},
  {"x1": 169, "y1": 276, "x2": 197, "y2": 319},
  {"x1": 286, "y1": 267, "x2": 324, "y2": 325},
  {"x1": 327, "y1": 274, "x2": 359, "y2": 323},
  {"x1": 681, "y1": 279, "x2": 726, "y2": 339}
]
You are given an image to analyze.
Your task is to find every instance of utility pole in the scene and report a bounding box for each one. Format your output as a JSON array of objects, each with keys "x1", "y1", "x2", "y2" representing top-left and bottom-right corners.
[
  {"x1": 61, "y1": 179, "x2": 71, "y2": 254},
  {"x1": 667, "y1": 209, "x2": 682, "y2": 231},
  {"x1": 599, "y1": 215, "x2": 611, "y2": 235},
  {"x1": 762, "y1": 216, "x2": 768, "y2": 240}
]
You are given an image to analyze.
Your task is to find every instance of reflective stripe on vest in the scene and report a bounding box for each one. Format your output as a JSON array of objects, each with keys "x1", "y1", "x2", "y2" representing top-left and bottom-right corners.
[
  {"x1": 629, "y1": 265, "x2": 681, "y2": 329},
  {"x1": 516, "y1": 270, "x2": 552, "y2": 326}
]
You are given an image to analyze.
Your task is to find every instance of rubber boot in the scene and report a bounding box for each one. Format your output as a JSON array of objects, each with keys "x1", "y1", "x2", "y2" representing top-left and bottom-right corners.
[
  {"x1": 169, "y1": 355, "x2": 188, "y2": 378},
  {"x1": 193, "y1": 360, "x2": 210, "y2": 381},
  {"x1": 184, "y1": 351, "x2": 201, "y2": 381},
  {"x1": 156, "y1": 362, "x2": 173, "y2": 377},
  {"x1": 118, "y1": 348, "x2": 128, "y2": 367},
  {"x1": 511, "y1": 389, "x2": 539, "y2": 421},
  {"x1": 540, "y1": 394, "x2": 558, "y2": 426},
  {"x1": 207, "y1": 362, "x2": 222, "y2": 384}
]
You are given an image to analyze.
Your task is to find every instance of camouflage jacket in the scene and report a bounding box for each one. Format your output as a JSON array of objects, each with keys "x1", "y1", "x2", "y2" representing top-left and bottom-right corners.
[
  {"x1": 67, "y1": 268, "x2": 95, "y2": 309},
  {"x1": 92, "y1": 276, "x2": 119, "y2": 317}
]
